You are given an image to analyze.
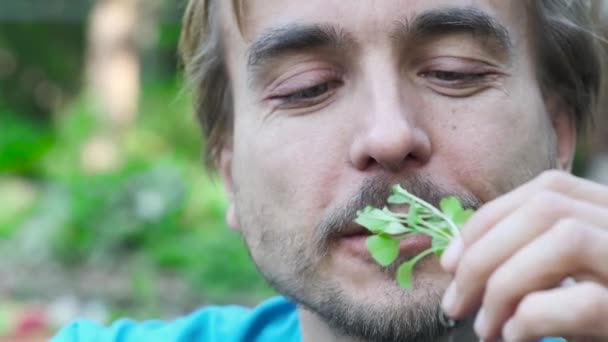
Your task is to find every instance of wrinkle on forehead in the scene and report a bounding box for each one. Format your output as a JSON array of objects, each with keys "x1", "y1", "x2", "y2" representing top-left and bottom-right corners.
[
  {"x1": 236, "y1": 0, "x2": 528, "y2": 46},
  {"x1": 226, "y1": 0, "x2": 534, "y2": 74}
]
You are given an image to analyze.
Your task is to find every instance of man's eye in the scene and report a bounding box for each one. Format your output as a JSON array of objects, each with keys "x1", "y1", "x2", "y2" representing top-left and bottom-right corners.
[
  {"x1": 417, "y1": 67, "x2": 499, "y2": 97},
  {"x1": 424, "y1": 71, "x2": 486, "y2": 83},
  {"x1": 285, "y1": 83, "x2": 330, "y2": 101},
  {"x1": 273, "y1": 81, "x2": 340, "y2": 104}
]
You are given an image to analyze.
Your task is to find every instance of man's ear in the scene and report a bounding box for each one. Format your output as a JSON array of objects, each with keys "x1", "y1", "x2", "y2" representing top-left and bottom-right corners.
[
  {"x1": 218, "y1": 147, "x2": 240, "y2": 232},
  {"x1": 549, "y1": 100, "x2": 577, "y2": 172}
]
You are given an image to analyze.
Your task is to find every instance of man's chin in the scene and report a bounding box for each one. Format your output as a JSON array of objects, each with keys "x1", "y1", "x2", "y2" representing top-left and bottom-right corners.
[
  {"x1": 298, "y1": 262, "x2": 452, "y2": 342},
  {"x1": 255, "y1": 248, "x2": 453, "y2": 342}
]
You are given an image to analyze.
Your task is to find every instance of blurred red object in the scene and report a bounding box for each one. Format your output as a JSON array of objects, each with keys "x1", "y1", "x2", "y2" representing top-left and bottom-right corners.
[{"x1": 1, "y1": 307, "x2": 51, "y2": 342}]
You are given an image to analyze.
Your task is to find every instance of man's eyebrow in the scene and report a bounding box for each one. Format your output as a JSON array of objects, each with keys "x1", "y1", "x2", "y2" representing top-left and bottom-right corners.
[
  {"x1": 397, "y1": 7, "x2": 514, "y2": 58},
  {"x1": 247, "y1": 24, "x2": 353, "y2": 70}
]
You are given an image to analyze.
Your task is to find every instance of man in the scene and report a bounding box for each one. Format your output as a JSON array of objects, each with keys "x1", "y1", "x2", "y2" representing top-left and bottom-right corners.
[{"x1": 53, "y1": 0, "x2": 608, "y2": 341}]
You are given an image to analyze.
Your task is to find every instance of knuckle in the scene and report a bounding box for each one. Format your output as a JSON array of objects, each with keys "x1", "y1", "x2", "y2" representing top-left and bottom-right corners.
[
  {"x1": 572, "y1": 283, "x2": 608, "y2": 330},
  {"x1": 512, "y1": 293, "x2": 544, "y2": 328},
  {"x1": 551, "y1": 219, "x2": 588, "y2": 259},
  {"x1": 528, "y1": 191, "x2": 568, "y2": 218},
  {"x1": 458, "y1": 251, "x2": 487, "y2": 280},
  {"x1": 485, "y1": 270, "x2": 512, "y2": 301},
  {"x1": 513, "y1": 283, "x2": 608, "y2": 337},
  {"x1": 537, "y1": 170, "x2": 571, "y2": 191}
]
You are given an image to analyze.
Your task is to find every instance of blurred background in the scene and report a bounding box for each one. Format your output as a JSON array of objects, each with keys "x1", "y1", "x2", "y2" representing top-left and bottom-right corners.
[
  {"x1": 0, "y1": 0, "x2": 607, "y2": 341},
  {"x1": 0, "y1": 0, "x2": 275, "y2": 340}
]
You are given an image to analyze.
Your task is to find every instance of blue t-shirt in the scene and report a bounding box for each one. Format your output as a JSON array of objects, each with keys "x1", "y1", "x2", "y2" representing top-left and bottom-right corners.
[
  {"x1": 52, "y1": 296, "x2": 565, "y2": 342},
  {"x1": 51, "y1": 296, "x2": 301, "y2": 342}
]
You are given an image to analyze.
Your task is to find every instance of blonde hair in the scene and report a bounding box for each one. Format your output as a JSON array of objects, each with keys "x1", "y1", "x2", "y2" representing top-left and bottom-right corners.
[{"x1": 179, "y1": 0, "x2": 606, "y2": 169}]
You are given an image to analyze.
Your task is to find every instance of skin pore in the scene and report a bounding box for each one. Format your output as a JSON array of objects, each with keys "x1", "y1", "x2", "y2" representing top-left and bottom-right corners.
[{"x1": 215, "y1": 1, "x2": 575, "y2": 341}]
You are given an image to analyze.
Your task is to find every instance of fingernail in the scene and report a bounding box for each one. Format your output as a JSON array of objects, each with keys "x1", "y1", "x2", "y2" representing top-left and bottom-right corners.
[
  {"x1": 474, "y1": 309, "x2": 489, "y2": 339},
  {"x1": 441, "y1": 281, "x2": 458, "y2": 314},
  {"x1": 441, "y1": 237, "x2": 463, "y2": 270}
]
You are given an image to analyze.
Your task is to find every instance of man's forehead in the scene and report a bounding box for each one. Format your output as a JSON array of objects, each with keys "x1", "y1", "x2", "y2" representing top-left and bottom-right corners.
[{"x1": 226, "y1": 0, "x2": 525, "y2": 43}]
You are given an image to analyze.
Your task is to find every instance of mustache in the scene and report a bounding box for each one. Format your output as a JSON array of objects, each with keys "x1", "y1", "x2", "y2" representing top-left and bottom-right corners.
[{"x1": 313, "y1": 175, "x2": 483, "y2": 254}]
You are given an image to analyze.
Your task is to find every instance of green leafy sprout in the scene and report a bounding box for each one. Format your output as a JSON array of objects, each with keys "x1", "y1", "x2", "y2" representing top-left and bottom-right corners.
[{"x1": 354, "y1": 185, "x2": 475, "y2": 289}]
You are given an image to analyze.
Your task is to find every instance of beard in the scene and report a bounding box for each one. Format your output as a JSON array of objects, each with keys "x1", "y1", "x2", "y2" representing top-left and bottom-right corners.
[
  {"x1": 236, "y1": 174, "x2": 484, "y2": 342},
  {"x1": 298, "y1": 274, "x2": 449, "y2": 342}
]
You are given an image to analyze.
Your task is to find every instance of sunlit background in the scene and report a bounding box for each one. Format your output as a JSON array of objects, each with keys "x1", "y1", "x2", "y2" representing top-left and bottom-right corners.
[{"x1": 0, "y1": 1, "x2": 607, "y2": 341}]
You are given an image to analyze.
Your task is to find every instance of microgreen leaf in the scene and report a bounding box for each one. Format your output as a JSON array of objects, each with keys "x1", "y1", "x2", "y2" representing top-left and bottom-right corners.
[
  {"x1": 382, "y1": 221, "x2": 408, "y2": 235},
  {"x1": 407, "y1": 202, "x2": 419, "y2": 227},
  {"x1": 453, "y1": 208, "x2": 474, "y2": 227},
  {"x1": 392, "y1": 184, "x2": 409, "y2": 196},
  {"x1": 439, "y1": 197, "x2": 463, "y2": 221},
  {"x1": 396, "y1": 259, "x2": 415, "y2": 289},
  {"x1": 432, "y1": 237, "x2": 449, "y2": 257},
  {"x1": 354, "y1": 207, "x2": 399, "y2": 233},
  {"x1": 355, "y1": 184, "x2": 477, "y2": 289},
  {"x1": 366, "y1": 234, "x2": 399, "y2": 266},
  {"x1": 396, "y1": 248, "x2": 436, "y2": 289},
  {"x1": 388, "y1": 192, "x2": 409, "y2": 204}
]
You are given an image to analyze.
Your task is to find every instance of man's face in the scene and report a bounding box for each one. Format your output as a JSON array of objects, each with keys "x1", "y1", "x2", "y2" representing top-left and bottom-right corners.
[{"x1": 217, "y1": 0, "x2": 568, "y2": 340}]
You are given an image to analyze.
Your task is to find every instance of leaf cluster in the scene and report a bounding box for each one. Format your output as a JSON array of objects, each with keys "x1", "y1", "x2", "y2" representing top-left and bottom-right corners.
[{"x1": 355, "y1": 185, "x2": 474, "y2": 289}]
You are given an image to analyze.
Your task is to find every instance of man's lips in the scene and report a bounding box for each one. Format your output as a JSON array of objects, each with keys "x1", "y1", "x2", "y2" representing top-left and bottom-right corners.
[
  {"x1": 338, "y1": 225, "x2": 374, "y2": 238},
  {"x1": 338, "y1": 231, "x2": 433, "y2": 261}
]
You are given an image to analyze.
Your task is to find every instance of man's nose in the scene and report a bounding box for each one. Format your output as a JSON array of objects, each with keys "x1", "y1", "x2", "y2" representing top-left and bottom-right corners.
[{"x1": 349, "y1": 72, "x2": 431, "y2": 173}]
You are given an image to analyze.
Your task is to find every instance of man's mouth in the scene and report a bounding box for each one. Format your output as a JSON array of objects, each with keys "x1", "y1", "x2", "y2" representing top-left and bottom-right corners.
[
  {"x1": 338, "y1": 225, "x2": 374, "y2": 238},
  {"x1": 337, "y1": 226, "x2": 433, "y2": 261}
]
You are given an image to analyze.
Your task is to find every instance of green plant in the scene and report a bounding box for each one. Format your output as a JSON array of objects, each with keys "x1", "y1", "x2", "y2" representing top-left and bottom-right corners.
[
  {"x1": 0, "y1": 113, "x2": 54, "y2": 175},
  {"x1": 355, "y1": 185, "x2": 474, "y2": 289}
]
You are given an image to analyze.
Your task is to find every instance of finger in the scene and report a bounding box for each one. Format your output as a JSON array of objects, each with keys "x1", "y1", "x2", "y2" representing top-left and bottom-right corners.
[
  {"x1": 442, "y1": 170, "x2": 608, "y2": 272},
  {"x1": 443, "y1": 195, "x2": 608, "y2": 318},
  {"x1": 501, "y1": 282, "x2": 608, "y2": 342},
  {"x1": 472, "y1": 220, "x2": 608, "y2": 340}
]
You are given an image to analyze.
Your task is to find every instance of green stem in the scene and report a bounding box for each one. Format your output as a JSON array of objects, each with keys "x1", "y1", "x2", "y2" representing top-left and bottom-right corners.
[
  {"x1": 417, "y1": 220, "x2": 454, "y2": 241},
  {"x1": 389, "y1": 212, "x2": 434, "y2": 220},
  {"x1": 395, "y1": 222, "x2": 441, "y2": 239},
  {"x1": 394, "y1": 216, "x2": 453, "y2": 242},
  {"x1": 408, "y1": 247, "x2": 437, "y2": 265},
  {"x1": 398, "y1": 189, "x2": 460, "y2": 236}
]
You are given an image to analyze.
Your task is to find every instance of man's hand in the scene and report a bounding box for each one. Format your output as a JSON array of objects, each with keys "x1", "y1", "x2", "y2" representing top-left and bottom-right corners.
[{"x1": 439, "y1": 170, "x2": 608, "y2": 341}]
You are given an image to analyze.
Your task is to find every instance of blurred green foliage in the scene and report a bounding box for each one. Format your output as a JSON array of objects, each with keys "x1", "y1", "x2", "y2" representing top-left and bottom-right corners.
[
  {"x1": 0, "y1": 110, "x2": 53, "y2": 175},
  {"x1": 1, "y1": 78, "x2": 274, "y2": 319},
  {"x1": 0, "y1": 13, "x2": 275, "y2": 320},
  {"x1": 0, "y1": 22, "x2": 85, "y2": 120}
]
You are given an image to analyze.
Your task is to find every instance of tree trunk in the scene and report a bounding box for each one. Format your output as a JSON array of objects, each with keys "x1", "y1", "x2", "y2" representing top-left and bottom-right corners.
[{"x1": 82, "y1": 0, "x2": 140, "y2": 173}]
